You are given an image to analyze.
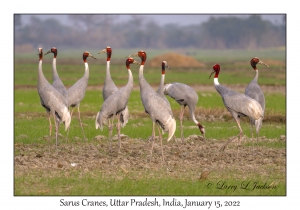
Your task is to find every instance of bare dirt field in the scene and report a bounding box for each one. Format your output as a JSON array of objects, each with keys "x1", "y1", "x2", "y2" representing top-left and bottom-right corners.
[{"x1": 14, "y1": 135, "x2": 286, "y2": 183}]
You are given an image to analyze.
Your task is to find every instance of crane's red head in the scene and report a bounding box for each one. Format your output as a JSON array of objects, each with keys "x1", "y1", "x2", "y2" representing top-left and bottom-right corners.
[
  {"x1": 126, "y1": 57, "x2": 140, "y2": 69},
  {"x1": 250, "y1": 57, "x2": 269, "y2": 70},
  {"x1": 98, "y1": 46, "x2": 112, "y2": 61},
  {"x1": 209, "y1": 64, "x2": 220, "y2": 79},
  {"x1": 138, "y1": 50, "x2": 147, "y2": 65},
  {"x1": 44, "y1": 47, "x2": 57, "y2": 57},
  {"x1": 83, "y1": 51, "x2": 97, "y2": 62},
  {"x1": 127, "y1": 50, "x2": 147, "y2": 65},
  {"x1": 38, "y1": 48, "x2": 43, "y2": 60},
  {"x1": 161, "y1": 61, "x2": 169, "y2": 75}
]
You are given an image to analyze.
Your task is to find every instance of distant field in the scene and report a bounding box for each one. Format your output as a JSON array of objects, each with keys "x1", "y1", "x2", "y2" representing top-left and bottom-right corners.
[{"x1": 14, "y1": 48, "x2": 286, "y2": 87}]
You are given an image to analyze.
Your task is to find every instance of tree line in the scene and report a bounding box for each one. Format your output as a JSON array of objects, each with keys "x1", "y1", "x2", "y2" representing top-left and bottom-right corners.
[{"x1": 14, "y1": 15, "x2": 285, "y2": 50}]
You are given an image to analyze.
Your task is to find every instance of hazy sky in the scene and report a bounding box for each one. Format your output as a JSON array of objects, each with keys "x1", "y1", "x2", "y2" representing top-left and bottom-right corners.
[{"x1": 20, "y1": 14, "x2": 285, "y2": 27}]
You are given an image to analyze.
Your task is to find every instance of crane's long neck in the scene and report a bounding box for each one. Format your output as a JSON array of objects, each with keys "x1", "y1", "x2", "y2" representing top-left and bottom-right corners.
[
  {"x1": 214, "y1": 77, "x2": 230, "y2": 96},
  {"x1": 84, "y1": 62, "x2": 89, "y2": 79},
  {"x1": 52, "y1": 57, "x2": 59, "y2": 81},
  {"x1": 253, "y1": 69, "x2": 259, "y2": 82},
  {"x1": 105, "y1": 60, "x2": 112, "y2": 80},
  {"x1": 157, "y1": 74, "x2": 165, "y2": 96},
  {"x1": 38, "y1": 59, "x2": 49, "y2": 86},
  {"x1": 139, "y1": 65, "x2": 150, "y2": 91},
  {"x1": 124, "y1": 69, "x2": 133, "y2": 92},
  {"x1": 188, "y1": 105, "x2": 198, "y2": 125},
  {"x1": 214, "y1": 77, "x2": 220, "y2": 86}
]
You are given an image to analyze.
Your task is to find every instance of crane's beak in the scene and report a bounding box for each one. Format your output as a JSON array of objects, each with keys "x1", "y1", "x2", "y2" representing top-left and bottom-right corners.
[
  {"x1": 209, "y1": 71, "x2": 215, "y2": 79},
  {"x1": 98, "y1": 49, "x2": 107, "y2": 54},
  {"x1": 89, "y1": 54, "x2": 97, "y2": 59},
  {"x1": 44, "y1": 50, "x2": 51, "y2": 56},
  {"x1": 132, "y1": 60, "x2": 140, "y2": 65},
  {"x1": 127, "y1": 53, "x2": 138, "y2": 58},
  {"x1": 258, "y1": 59, "x2": 269, "y2": 68}
]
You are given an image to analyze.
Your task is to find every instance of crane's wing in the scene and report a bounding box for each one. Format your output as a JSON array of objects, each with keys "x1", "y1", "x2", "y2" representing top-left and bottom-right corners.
[
  {"x1": 67, "y1": 78, "x2": 88, "y2": 107},
  {"x1": 245, "y1": 81, "x2": 265, "y2": 112},
  {"x1": 222, "y1": 92, "x2": 263, "y2": 120},
  {"x1": 38, "y1": 85, "x2": 70, "y2": 126},
  {"x1": 165, "y1": 82, "x2": 198, "y2": 106},
  {"x1": 142, "y1": 91, "x2": 174, "y2": 129}
]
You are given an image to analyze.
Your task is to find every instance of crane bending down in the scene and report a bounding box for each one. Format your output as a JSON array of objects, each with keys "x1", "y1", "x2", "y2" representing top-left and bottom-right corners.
[
  {"x1": 44, "y1": 47, "x2": 68, "y2": 137},
  {"x1": 209, "y1": 64, "x2": 263, "y2": 154},
  {"x1": 37, "y1": 48, "x2": 71, "y2": 154},
  {"x1": 164, "y1": 82, "x2": 206, "y2": 142},
  {"x1": 245, "y1": 57, "x2": 269, "y2": 145},
  {"x1": 95, "y1": 57, "x2": 139, "y2": 153},
  {"x1": 129, "y1": 50, "x2": 176, "y2": 163},
  {"x1": 67, "y1": 51, "x2": 97, "y2": 140},
  {"x1": 98, "y1": 46, "x2": 129, "y2": 129}
]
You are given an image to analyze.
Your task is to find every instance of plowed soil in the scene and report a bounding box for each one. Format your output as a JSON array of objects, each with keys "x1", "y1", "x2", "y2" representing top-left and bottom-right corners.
[{"x1": 14, "y1": 135, "x2": 286, "y2": 181}]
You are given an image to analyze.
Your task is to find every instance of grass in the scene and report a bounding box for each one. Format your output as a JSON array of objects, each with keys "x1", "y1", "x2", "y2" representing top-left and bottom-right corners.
[
  {"x1": 14, "y1": 173, "x2": 285, "y2": 196},
  {"x1": 14, "y1": 90, "x2": 286, "y2": 144}
]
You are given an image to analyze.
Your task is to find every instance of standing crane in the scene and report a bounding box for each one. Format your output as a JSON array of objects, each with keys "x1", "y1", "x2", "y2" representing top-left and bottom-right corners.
[
  {"x1": 96, "y1": 57, "x2": 139, "y2": 153},
  {"x1": 209, "y1": 64, "x2": 263, "y2": 155},
  {"x1": 67, "y1": 51, "x2": 96, "y2": 141},
  {"x1": 44, "y1": 47, "x2": 68, "y2": 137},
  {"x1": 37, "y1": 48, "x2": 71, "y2": 154},
  {"x1": 98, "y1": 46, "x2": 129, "y2": 130},
  {"x1": 164, "y1": 82, "x2": 206, "y2": 142},
  {"x1": 129, "y1": 50, "x2": 176, "y2": 163},
  {"x1": 245, "y1": 57, "x2": 269, "y2": 145}
]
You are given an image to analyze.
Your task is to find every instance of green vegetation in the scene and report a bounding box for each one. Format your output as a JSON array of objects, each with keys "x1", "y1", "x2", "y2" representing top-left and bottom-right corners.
[
  {"x1": 14, "y1": 90, "x2": 286, "y2": 144},
  {"x1": 14, "y1": 173, "x2": 285, "y2": 196}
]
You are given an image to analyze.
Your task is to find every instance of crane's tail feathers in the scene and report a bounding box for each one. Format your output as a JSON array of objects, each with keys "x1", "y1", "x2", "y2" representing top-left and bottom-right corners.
[
  {"x1": 163, "y1": 83, "x2": 172, "y2": 95},
  {"x1": 167, "y1": 117, "x2": 176, "y2": 142},
  {"x1": 62, "y1": 106, "x2": 71, "y2": 131},
  {"x1": 254, "y1": 117, "x2": 263, "y2": 135},
  {"x1": 120, "y1": 106, "x2": 129, "y2": 128},
  {"x1": 95, "y1": 112, "x2": 103, "y2": 130}
]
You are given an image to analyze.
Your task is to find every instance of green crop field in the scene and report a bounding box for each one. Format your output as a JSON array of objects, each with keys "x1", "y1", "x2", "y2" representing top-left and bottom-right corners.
[{"x1": 14, "y1": 48, "x2": 286, "y2": 196}]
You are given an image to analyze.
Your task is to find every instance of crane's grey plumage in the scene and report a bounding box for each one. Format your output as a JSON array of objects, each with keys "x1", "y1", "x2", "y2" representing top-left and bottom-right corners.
[
  {"x1": 37, "y1": 48, "x2": 71, "y2": 154},
  {"x1": 210, "y1": 64, "x2": 263, "y2": 153},
  {"x1": 96, "y1": 57, "x2": 139, "y2": 153},
  {"x1": 67, "y1": 51, "x2": 96, "y2": 140},
  {"x1": 245, "y1": 57, "x2": 269, "y2": 144},
  {"x1": 129, "y1": 51, "x2": 176, "y2": 163},
  {"x1": 164, "y1": 82, "x2": 206, "y2": 142},
  {"x1": 98, "y1": 46, "x2": 129, "y2": 128}
]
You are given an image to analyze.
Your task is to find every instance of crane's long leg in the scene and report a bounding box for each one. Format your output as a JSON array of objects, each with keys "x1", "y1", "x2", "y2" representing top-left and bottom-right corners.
[
  {"x1": 108, "y1": 115, "x2": 115, "y2": 153},
  {"x1": 77, "y1": 105, "x2": 86, "y2": 141},
  {"x1": 66, "y1": 107, "x2": 74, "y2": 141},
  {"x1": 52, "y1": 112, "x2": 59, "y2": 155},
  {"x1": 156, "y1": 122, "x2": 165, "y2": 163},
  {"x1": 235, "y1": 118, "x2": 243, "y2": 158},
  {"x1": 219, "y1": 117, "x2": 243, "y2": 157},
  {"x1": 249, "y1": 118, "x2": 254, "y2": 149},
  {"x1": 48, "y1": 112, "x2": 52, "y2": 137},
  {"x1": 150, "y1": 121, "x2": 156, "y2": 163},
  {"x1": 179, "y1": 106, "x2": 185, "y2": 143},
  {"x1": 116, "y1": 113, "x2": 121, "y2": 153}
]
